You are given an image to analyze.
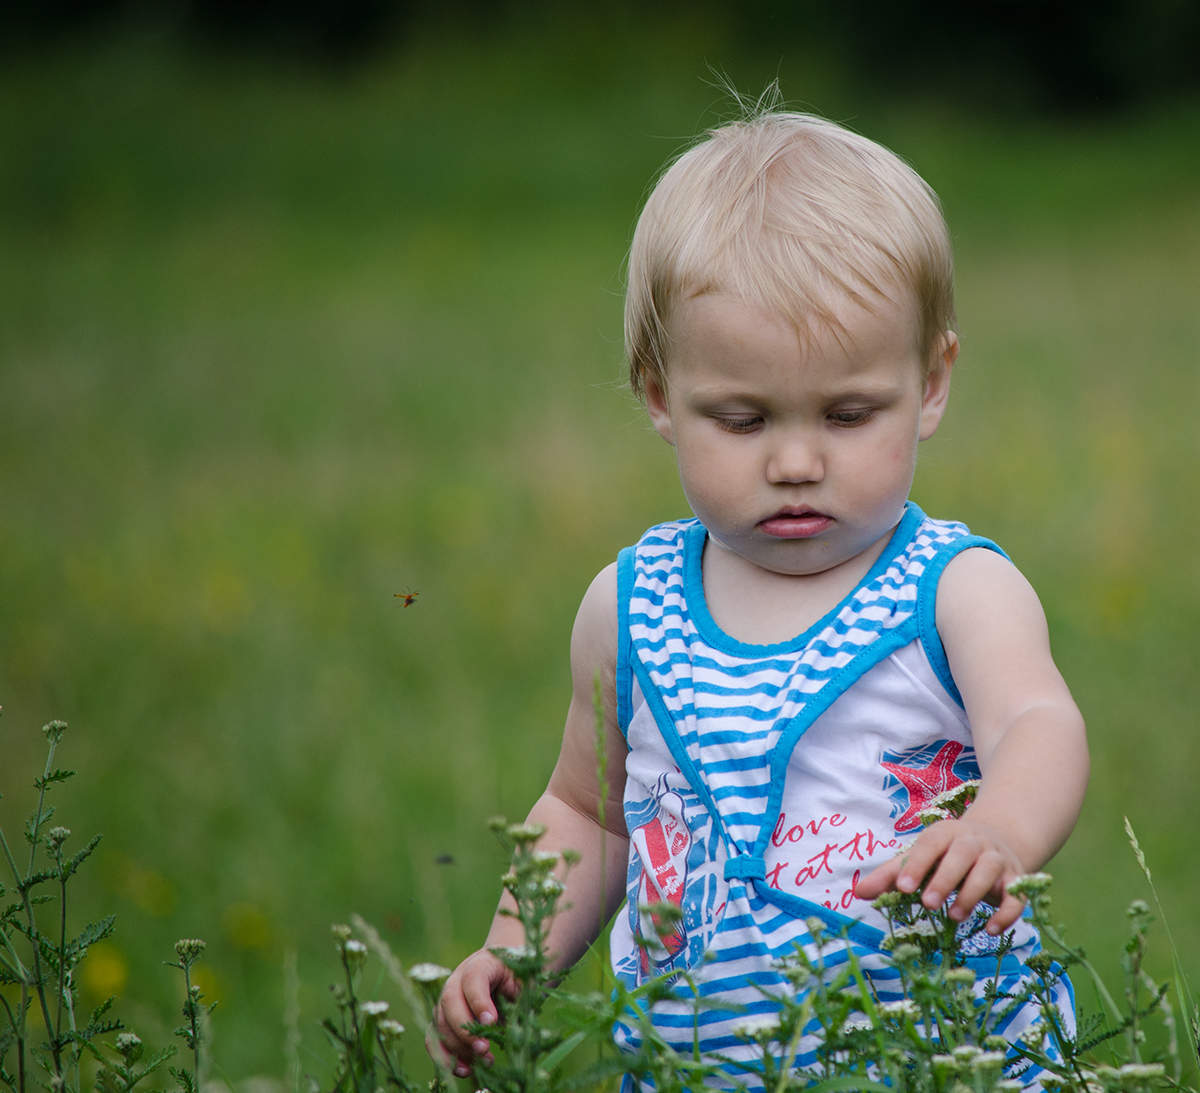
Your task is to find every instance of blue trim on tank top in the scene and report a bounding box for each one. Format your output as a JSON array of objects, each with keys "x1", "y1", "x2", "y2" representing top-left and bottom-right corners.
[
  {"x1": 630, "y1": 653, "x2": 739, "y2": 863},
  {"x1": 915, "y1": 533, "x2": 1009, "y2": 708},
  {"x1": 681, "y1": 501, "x2": 926, "y2": 658},
  {"x1": 616, "y1": 545, "x2": 636, "y2": 738}
]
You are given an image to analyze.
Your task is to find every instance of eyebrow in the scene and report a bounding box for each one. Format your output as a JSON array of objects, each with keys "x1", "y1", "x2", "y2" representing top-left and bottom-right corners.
[{"x1": 685, "y1": 378, "x2": 906, "y2": 404}]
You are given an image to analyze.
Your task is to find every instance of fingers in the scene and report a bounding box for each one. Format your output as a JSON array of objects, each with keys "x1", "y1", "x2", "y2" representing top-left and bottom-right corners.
[
  {"x1": 855, "y1": 820, "x2": 1029, "y2": 935},
  {"x1": 429, "y1": 952, "x2": 515, "y2": 1079},
  {"x1": 852, "y1": 853, "x2": 905, "y2": 901}
]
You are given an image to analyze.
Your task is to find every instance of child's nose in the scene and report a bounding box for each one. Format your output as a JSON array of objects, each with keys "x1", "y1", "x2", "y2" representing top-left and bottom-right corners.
[{"x1": 766, "y1": 430, "x2": 824, "y2": 484}]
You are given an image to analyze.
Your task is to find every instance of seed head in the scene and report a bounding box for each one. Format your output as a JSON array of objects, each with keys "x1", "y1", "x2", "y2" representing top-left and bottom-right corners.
[
  {"x1": 887, "y1": 943, "x2": 922, "y2": 965},
  {"x1": 872, "y1": 890, "x2": 918, "y2": 910},
  {"x1": 1025, "y1": 951, "x2": 1056, "y2": 976},
  {"x1": 115, "y1": 1032, "x2": 143, "y2": 1063},
  {"x1": 943, "y1": 967, "x2": 976, "y2": 987},
  {"x1": 174, "y1": 938, "x2": 207, "y2": 962}
]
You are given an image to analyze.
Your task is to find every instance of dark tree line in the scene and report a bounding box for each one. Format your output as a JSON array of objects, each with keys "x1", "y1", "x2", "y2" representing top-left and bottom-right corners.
[{"x1": 4, "y1": 0, "x2": 1198, "y2": 114}]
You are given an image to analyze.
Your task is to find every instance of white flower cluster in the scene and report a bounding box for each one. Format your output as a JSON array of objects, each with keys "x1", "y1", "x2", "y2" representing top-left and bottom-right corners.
[
  {"x1": 1006, "y1": 872, "x2": 1053, "y2": 899},
  {"x1": 407, "y1": 962, "x2": 451, "y2": 984},
  {"x1": 877, "y1": 998, "x2": 921, "y2": 1021},
  {"x1": 881, "y1": 918, "x2": 938, "y2": 949}
]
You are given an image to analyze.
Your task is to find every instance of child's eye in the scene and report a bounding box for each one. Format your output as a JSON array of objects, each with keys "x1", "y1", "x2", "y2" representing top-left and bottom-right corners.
[
  {"x1": 829, "y1": 408, "x2": 874, "y2": 427},
  {"x1": 714, "y1": 416, "x2": 762, "y2": 434}
]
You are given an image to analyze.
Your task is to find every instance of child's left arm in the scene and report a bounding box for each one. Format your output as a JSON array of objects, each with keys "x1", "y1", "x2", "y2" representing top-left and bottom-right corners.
[{"x1": 855, "y1": 547, "x2": 1088, "y2": 934}]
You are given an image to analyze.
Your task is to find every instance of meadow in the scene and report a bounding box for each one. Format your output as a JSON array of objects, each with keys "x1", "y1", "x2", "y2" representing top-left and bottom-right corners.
[{"x1": 2, "y1": 17, "x2": 1199, "y2": 1085}]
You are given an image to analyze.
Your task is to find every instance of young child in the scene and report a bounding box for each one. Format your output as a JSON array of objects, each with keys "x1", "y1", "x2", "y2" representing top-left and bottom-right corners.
[{"x1": 433, "y1": 106, "x2": 1088, "y2": 1090}]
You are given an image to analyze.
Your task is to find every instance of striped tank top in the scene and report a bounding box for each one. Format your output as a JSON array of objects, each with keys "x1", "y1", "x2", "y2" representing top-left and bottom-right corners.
[{"x1": 611, "y1": 502, "x2": 1073, "y2": 1091}]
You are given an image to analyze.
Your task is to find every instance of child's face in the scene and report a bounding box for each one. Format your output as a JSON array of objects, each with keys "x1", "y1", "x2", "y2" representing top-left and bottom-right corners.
[{"x1": 645, "y1": 292, "x2": 954, "y2": 582}]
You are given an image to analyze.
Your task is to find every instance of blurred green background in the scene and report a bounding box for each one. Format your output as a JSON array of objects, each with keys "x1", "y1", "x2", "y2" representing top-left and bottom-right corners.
[{"x1": 2, "y1": 3, "x2": 1199, "y2": 1084}]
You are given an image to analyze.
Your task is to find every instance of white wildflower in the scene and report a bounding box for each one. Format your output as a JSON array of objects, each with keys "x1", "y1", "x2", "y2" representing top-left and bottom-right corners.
[
  {"x1": 1006, "y1": 872, "x2": 1053, "y2": 898},
  {"x1": 969, "y1": 1051, "x2": 1006, "y2": 1074},
  {"x1": 360, "y1": 1000, "x2": 389, "y2": 1017},
  {"x1": 943, "y1": 967, "x2": 976, "y2": 986},
  {"x1": 883, "y1": 919, "x2": 938, "y2": 948},
  {"x1": 505, "y1": 822, "x2": 546, "y2": 843},
  {"x1": 407, "y1": 962, "x2": 452, "y2": 984},
  {"x1": 929, "y1": 780, "x2": 979, "y2": 814},
  {"x1": 878, "y1": 999, "x2": 920, "y2": 1020}
]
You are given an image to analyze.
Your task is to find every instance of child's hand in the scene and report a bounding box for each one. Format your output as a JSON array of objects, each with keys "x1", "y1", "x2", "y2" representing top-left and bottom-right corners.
[
  {"x1": 429, "y1": 949, "x2": 518, "y2": 1079},
  {"x1": 853, "y1": 817, "x2": 1027, "y2": 934}
]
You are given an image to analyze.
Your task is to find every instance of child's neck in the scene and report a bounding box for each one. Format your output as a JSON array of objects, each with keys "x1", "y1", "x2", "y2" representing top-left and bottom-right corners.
[{"x1": 701, "y1": 536, "x2": 890, "y2": 646}]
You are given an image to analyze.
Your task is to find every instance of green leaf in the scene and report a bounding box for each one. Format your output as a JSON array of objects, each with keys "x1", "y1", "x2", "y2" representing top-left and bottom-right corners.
[
  {"x1": 67, "y1": 913, "x2": 118, "y2": 959},
  {"x1": 24, "y1": 805, "x2": 55, "y2": 842},
  {"x1": 537, "y1": 1027, "x2": 589, "y2": 1072},
  {"x1": 17, "y1": 868, "x2": 57, "y2": 893},
  {"x1": 33, "y1": 769, "x2": 76, "y2": 790},
  {"x1": 61, "y1": 832, "x2": 104, "y2": 880},
  {"x1": 801, "y1": 1076, "x2": 894, "y2": 1091}
]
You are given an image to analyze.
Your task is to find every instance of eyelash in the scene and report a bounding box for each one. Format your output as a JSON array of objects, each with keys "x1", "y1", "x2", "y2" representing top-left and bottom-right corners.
[
  {"x1": 713, "y1": 410, "x2": 875, "y2": 433},
  {"x1": 714, "y1": 416, "x2": 762, "y2": 434},
  {"x1": 829, "y1": 409, "x2": 874, "y2": 427}
]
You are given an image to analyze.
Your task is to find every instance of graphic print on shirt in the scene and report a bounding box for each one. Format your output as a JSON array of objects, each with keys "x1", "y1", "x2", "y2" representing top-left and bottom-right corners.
[
  {"x1": 880, "y1": 739, "x2": 981, "y2": 834},
  {"x1": 621, "y1": 772, "x2": 723, "y2": 983}
]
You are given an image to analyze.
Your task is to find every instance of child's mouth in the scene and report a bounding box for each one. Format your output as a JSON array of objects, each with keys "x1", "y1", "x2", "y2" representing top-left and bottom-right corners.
[{"x1": 758, "y1": 509, "x2": 834, "y2": 539}]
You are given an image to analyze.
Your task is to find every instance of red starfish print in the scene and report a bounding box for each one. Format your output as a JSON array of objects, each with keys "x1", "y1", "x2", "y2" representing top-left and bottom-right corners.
[{"x1": 881, "y1": 740, "x2": 965, "y2": 833}]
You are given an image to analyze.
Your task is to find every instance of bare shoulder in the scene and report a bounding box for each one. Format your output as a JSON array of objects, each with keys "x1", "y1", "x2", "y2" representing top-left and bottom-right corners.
[
  {"x1": 570, "y1": 562, "x2": 619, "y2": 683},
  {"x1": 936, "y1": 546, "x2": 1049, "y2": 642},
  {"x1": 549, "y1": 561, "x2": 627, "y2": 831},
  {"x1": 934, "y1": 546, "x2": 1079, "y2": 753}
]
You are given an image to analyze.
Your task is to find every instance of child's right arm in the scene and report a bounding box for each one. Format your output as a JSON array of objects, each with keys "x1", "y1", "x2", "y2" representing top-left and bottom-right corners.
[{"x1": 431, "y1": 563, "x2": 629, "y2": 1078}]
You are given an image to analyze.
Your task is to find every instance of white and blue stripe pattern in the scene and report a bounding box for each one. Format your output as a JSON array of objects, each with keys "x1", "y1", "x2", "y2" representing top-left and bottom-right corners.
[
  {"x1": 625, "y1": 505, "x2": 965, "y2": 873},
  {"x1": 612, "y1": 503, "x2": 1073, "y2": 1091}
]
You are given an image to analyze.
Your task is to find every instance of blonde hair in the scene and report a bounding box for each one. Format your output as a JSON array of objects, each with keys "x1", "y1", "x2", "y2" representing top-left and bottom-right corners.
[{"x1": 625, "y1": 109, "x2": 955, "y2": 399}]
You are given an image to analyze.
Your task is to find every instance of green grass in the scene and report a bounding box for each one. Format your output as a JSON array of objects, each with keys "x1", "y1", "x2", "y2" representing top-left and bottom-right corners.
[{"x1": 2, "y1": 18, "x2": 1198, "y2": 1083}]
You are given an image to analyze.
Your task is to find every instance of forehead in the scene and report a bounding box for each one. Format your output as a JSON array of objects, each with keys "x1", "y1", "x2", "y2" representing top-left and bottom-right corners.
[{"x1": 664, "y1": 291, "x2": 923, "y2": 389}]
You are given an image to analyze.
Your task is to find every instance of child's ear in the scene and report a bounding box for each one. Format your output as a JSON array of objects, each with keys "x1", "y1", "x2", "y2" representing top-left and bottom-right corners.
[
  {"x1": 918, "y1": 331, "x2": 958, "y2": 441},
  {"x1": 644, "y1": 376, "x2": 676, "y2": 445}
]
